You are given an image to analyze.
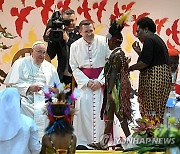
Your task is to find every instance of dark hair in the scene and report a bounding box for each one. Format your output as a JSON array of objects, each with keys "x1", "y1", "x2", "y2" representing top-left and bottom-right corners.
[
  {"x1": 137, "y1": 17, "x2": 156, "y2": 33},
  {"x1": 45, "y1": 103, "x2": 74, "y2": 135},
  {"x1": 62, "y1": 8, "x2": 75, "y2": 15},
  {"x1": 51, "y1": 104, "x2": 67, "y2": 116},
  {"x1": 45, "y1": 119, "x2": 73, "y2": 135},
  {"x1": 79, "y1": 20, "x2": 93, "y2": 29},
  {"x1": 108, "y1": 20, "x2": 123, "y2": 44}
]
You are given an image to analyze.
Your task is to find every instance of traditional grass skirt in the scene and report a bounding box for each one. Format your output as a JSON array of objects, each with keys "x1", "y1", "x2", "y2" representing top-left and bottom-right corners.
[{"x1": 138, "y1": 64, "x2": 172, "y2": 119}]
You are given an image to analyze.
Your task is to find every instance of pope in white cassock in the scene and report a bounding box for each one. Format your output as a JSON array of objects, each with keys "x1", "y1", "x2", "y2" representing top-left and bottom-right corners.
[
  {"x1": 70, "y1": 20, "x2": 111, "y2": 146},
  {"x1": 4, "y1": 41, "x2": 63, "y2": 141}
]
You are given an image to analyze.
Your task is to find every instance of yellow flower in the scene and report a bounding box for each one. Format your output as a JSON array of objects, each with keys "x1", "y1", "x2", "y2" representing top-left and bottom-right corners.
[
  {"x1": 150, "y1": 119, "x2": 155, "y2": 125},
  {"x1": 168, "y1": 117, "x2": 176, "y2": 124}
]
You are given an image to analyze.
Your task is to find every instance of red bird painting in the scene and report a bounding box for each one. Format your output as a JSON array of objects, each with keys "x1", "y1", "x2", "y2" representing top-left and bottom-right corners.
[
  {"x1": 132, "y1": 13, "x2": 150, "y2": 36},
  {"x1": 21, "y1": 0, "x2": 25, "y2": 6},
  {"x1": 35, "y1": 0, "x2": 54, "y2": 25},
  {"x1": 122, "y1": 2, "x2": 135, "y2": 12},
  {"x1": 57, "y1": 0, "x2": 71, "y2": 13},
  {"x1": 110, "y1": 2, "x2": 135, "y2": 22},
  {"x1": 0, "y1": 0, "x2": 4, "y2": 12},
  {"x1": 93, "y1": 0, "x2": 108, "y2": 23},
  {"x1": 110, "y1": 2, "x2": 122, "y2": 21},
  {"x1": 166, "y1": 19, "x2": 180, "y2": 45},
  {"x1": 10, "y1": 6, "x2": 35, "y2": 37},
  {"x1": 155, "y1": 18, "x2": 168, "y2": 35},
  {"x1": 167, "y1": 39, "x2": 180, "y2": 56},
  {"x1": 77, "y1": 0, "x2": 92, "y2": 21}
]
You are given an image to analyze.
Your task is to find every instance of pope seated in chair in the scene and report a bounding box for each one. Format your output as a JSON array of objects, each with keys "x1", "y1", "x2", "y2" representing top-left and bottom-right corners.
[{"x1": 4, "y1": 41, "x2": 63, "y2": 141}]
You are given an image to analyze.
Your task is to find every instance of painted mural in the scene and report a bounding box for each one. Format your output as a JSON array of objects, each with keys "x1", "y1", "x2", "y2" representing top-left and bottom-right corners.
[{"x1": 0, "y1": 0, "x2": 180, "y2": 89}]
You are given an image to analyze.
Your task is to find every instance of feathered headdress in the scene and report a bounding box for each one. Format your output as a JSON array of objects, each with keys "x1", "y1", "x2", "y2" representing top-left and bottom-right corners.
[
  {"x1": 117, "y1": 11, "x2": 130, "y2": 28},
  {"x1": 43, "y1": 83, "x2": 80, "y2": 123},
  {"x1": 108, "y1": 11, "x2": 130, "y2": 40}
]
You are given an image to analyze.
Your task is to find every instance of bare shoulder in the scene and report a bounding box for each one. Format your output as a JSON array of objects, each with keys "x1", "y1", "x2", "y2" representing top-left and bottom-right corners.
[
  {"x1": 42, "y1": 134, "x2": 51, "y2": 147},
  {"x1": 70, "y1": 134, "x2": 77, "y2": 148},
  {"x1": 72, "y1": 134, "x2": 77, "y2": 143}
]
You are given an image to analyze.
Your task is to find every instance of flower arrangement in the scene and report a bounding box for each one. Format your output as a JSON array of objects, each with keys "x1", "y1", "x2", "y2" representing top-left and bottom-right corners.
[
  {"x1": 124, "y1": 117, "x2": 180, "y2": 154},
  {"x1": 132, "y1": 117, "x2": 160, "y2": 138},
  {"x1": 153, "y1": 118, "x2": 180, "y2": 147}
]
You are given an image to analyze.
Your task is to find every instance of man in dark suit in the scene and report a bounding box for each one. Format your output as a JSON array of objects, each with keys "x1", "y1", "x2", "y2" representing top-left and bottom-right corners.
[{"x1": 43, "y1": 8, "x2": 81, "y2": 85}]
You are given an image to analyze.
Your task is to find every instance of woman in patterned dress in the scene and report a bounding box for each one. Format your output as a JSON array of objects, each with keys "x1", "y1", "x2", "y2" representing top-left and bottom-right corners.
[{"x1": 129, "y1": 17, "x2": 172, "y2": 123}]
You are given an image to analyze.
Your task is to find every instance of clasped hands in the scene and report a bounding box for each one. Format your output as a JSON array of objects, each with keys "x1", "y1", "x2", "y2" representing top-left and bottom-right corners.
[{"x1": 87, "y1": 80, "x2": 102, "y2": 91}]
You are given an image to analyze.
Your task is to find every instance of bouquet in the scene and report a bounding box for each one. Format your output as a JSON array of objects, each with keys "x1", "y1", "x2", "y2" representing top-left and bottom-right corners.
[{"x1": 124, "y1": 117, "x2": 180, "y2": 153}]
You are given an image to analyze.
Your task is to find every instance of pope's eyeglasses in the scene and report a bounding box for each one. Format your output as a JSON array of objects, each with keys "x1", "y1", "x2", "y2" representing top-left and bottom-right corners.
[{"x1": 34, "y1": 50, "x2": 46, "y2": 55}]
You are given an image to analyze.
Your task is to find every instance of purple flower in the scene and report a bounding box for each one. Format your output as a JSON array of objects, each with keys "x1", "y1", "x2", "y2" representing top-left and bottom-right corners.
[
  {"x1": 53, "y1": 82, "x2": 58, "y2": 88},
  {"x1": 70, "y1": 93, "x2": 77, "y2": 101},
  {"x1": 44, "y1": 92, "x2": 51, "y2": 99}
]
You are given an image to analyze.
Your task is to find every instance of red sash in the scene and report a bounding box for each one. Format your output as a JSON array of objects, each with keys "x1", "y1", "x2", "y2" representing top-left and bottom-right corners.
[
  {"x1": 81, "y1": 67, "x2": 103, "y2": 79},
  {"x1": 175, "y1": 84, "x2": 180, "y2": 94}
]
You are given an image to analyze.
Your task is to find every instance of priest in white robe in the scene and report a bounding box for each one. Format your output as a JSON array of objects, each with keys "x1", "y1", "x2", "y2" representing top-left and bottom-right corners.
[
  {"x1": 4, "y1": 41, "x2": 63, "y2": 141},
  {"x1": 70, "y1": 20, "x2": 111, "y2": 147}
]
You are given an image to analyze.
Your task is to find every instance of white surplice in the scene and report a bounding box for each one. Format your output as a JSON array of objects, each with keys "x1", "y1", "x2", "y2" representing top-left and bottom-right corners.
[
  {"x1": 4, "y1": 56, "x2": 63, "y2": 141},
  {"x1": 70, "y1": 35, "x2": 111, "y2": 146}
]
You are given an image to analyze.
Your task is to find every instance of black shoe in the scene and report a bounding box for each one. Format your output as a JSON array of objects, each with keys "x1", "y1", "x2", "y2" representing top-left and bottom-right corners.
[
  {"x1": 115, "y1": 144, "x2": 124, "y2": 151},
  {"x1": 76, "y1": 145, "x2": 89, "y2": 150},
  {"x1": 87, "y1": 143, "x2": 108, "y2": 150}
]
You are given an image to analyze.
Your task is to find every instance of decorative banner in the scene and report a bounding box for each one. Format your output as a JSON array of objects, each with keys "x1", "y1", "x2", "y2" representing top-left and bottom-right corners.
[{"x1": 0, "y1": 0, "x2": 180, "y2": 89}]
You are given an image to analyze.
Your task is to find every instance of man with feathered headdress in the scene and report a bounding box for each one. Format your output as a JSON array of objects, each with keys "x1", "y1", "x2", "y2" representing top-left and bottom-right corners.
[{"x1": 88, "y1": 12, "x2": 132, "y2": 150}]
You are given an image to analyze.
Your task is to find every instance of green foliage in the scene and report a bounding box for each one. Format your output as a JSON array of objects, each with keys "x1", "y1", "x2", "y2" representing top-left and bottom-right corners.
[
  {"x1": 126, "y1": 117, "x2": 180, "y2": 153},
  {"x1": 132, "y1": 117, "x2": 160, "y2": 138}
]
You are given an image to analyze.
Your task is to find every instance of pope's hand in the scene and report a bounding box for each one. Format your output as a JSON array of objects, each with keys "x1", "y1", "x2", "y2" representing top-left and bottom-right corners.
[{"x1": 28, "y1": 85, "x2": 42, "y2": 93}]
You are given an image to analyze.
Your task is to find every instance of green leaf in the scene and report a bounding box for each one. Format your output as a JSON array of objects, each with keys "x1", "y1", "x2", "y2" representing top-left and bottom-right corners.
[
  {"x1": 139, "y1": 130, "x2": 146, "y2": 135},
  {"x1": 132, "y1": 132, "x2": 138, "y2": 138},
  {"x1": 138, "y1": 147, "x2": 156, "y2": 154},
  {"x1": 123, "y1": 147, "x2": 140, "y2": 152},
  {"x1": 154, "y1": 129, "x2": 160, "y2": 137}
]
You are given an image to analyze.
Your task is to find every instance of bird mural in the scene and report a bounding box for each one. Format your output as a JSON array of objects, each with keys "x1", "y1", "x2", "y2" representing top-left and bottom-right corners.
[{"x1": 10, "y1": 6, "x2": 35, "y2": 37}]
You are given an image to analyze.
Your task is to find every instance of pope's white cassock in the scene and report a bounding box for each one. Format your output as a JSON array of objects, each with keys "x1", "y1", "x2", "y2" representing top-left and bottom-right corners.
[
  {"x1": 70, "y1": 35, "x2": 111, "y2": 146},
  {"x1": 4, "y1": 56, "x2": 63, "y2": 141}
]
